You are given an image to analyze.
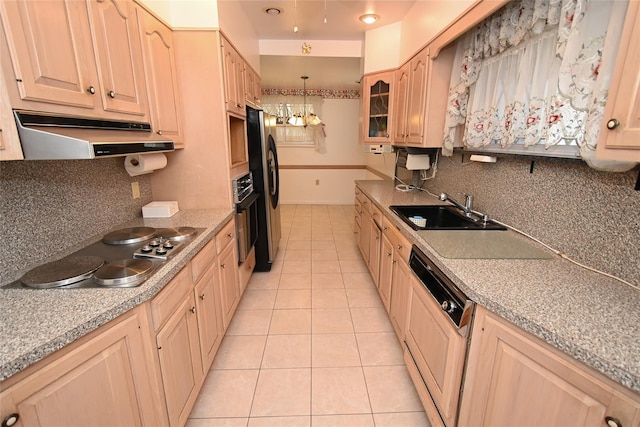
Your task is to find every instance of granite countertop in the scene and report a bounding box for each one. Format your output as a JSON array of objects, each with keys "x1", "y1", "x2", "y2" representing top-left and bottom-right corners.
[
  {"x1": 356, "y1": 180, "x2": 640, "y2": 394},
  {"x1": 0, "y1": 208, "x2": 234, "y2": 383}
]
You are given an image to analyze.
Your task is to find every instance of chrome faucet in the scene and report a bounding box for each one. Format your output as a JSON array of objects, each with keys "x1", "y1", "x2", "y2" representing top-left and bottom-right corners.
[{"x1": 440, "y1": 192, "x2": 474, "y2": 217}]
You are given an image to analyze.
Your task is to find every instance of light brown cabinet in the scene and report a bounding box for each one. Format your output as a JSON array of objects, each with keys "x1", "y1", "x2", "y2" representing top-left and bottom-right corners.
[
  {"x1": 194, "y1": 260, "x2": 223, "y2": 375},
  {"x1": 221, "y1": 35, "x2": 246, "y2": 117},
  {"x1": 386, "y1": 222, "x2": 411, "y2": 341},
  {"x1": 87, "y1": 0, "x2": 147, "y2": 117},
  {"x1": 0, "y1": 306, "x2": 165, "y2": 427},
  {"x1": 393, "y1": 44, "x2": 454, "y2": 147},
  {"x1": 0, "y1": 71, "x2": 22, "y2": 160},
  {"x1": 394, "y1": 50, "x2": 427, "y2": 145},
  {"x1": 0, "y1": 0, "x2": 148, "y2": 121},
  {"x1": 137, "y1": 6, "x2": 184, "y2": 148},
  {"x1": 362, "y1": 71, "x2": 395, "y2": 144},
  {"x1": 151, "y1": 266, "x2": 202, "y2": 427},
  {"x1": 245, "y1": 66, "x2": 262, "y2": 109},
  {"x1": 378, "y1": 229, "x2": 393, "y2": 312},
  {"x1": 459, "y1": 306, "x2": 640, "y2": 427},
  {"x1": 596, "y1": 0, "x2": 640, "y2": 162},
  {"x1": 216, "y1": 219, "x2": 240, "y2": 330}
]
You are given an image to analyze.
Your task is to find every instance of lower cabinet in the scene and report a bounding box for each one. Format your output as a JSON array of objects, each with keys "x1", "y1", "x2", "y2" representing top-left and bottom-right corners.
[
  {"x1": 155, "y1": 288, "x2": 202, "y2": 427},
  {"x1": 383, "y1": 217, "x2": 412, "y2": 341},
  {"x1": 378, "y1": 231, "x2": 393, "y2": 312},
  {"x1": 459, "y1": 306, "x2": 640, "y2": 427},
  {"x1": 218, "y1": 230, "x2": 240, "y2": 330},
  {"x1": 151, "y1": 266, "x2": 203, "y2": 427},
  {"x1": 0, "y1": 218, "x2": 244, "y2": 427},
  {"x1": 0, "y1": 306, "x2": 166, "y2": 427},
  {"x1": 389, "y1": 248, "x2": 410, "y2": 341}
]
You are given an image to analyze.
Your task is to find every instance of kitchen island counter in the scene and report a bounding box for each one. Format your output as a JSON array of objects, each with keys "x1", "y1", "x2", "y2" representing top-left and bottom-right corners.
[
  {"x1": 0, "y1": 208, "x2": 234, "y2": 382},
  {"x1": 357, "y1": 179, "x2": 640, "y2": 394}
]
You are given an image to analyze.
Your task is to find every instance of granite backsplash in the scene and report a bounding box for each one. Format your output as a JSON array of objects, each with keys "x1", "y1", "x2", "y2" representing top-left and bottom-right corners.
[
  {"x1": 0, "y1": 158, "x2": 152, "y2": 285},
  {"x1": 416, "y1": 152, "x2": 640, "y2": 286}
]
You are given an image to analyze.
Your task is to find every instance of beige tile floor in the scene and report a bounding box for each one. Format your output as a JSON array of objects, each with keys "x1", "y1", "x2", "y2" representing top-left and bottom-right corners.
[{"x1": 187, "y1": 205, "x2": 429, "y2": 427}]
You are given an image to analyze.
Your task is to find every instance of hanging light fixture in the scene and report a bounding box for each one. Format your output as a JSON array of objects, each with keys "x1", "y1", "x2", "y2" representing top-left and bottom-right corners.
[
  {"x1": 293, "y1": 0, "x2": 299, "y2": 32},
  {"x1": 288, "y1": 76, "x2": 322, "y2": 127},
  {"x1": 324, "y1": 0, "x2": 327, "y2": 24}
]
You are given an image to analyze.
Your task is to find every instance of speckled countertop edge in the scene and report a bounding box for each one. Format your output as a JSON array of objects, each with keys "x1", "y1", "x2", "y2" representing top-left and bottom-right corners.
[
  {"x1": 356, "y1": 180, "x2": 640, "y2": 394},
  {"x1": 0, "y1": 208, "x2": 234, "y2": 382}
]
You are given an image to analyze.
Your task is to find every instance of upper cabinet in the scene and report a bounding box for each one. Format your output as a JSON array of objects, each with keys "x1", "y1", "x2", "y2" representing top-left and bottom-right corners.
[
  {"x1": 393, "y1": 44, "x2": 455, "y2": 147},
  {"x1": 87, "y1": 0, "x2": 147, "y2": 117},
  {"x1": 0, "y1": 0, "x2": 148, "y2": 121},
  {"x1": 221, "y1": 36, "x2": 246, "y2": 117},
  {"x1": 394, "y1": 50, "x2": 428, "y2": 145},
  {"x1": 136, "y1": 6, "x2": 184, "y2": 148},
  {"x1": 596, "y1": 1, "x2": 640, "y2": 162},
  {"x1": 0, "y1": 71, "x2": 22, "y2": 161},
  {"x1": 362, "y1": 71, "x2": 395, "y2": 144},
  {"x1": 245, "y1": 65, "x2": 261, "y2": 109}
]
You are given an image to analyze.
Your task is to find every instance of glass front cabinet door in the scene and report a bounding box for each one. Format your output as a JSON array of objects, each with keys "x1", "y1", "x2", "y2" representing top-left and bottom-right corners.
[{"x1": 362, "y1": 71, "x2": 395, "y2": 144}]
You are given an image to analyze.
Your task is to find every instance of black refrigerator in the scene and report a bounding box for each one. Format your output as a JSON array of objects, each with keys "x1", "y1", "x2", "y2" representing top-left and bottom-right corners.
[{"x1": 246, "y1": 106, "x2": 281, "y2": 271}]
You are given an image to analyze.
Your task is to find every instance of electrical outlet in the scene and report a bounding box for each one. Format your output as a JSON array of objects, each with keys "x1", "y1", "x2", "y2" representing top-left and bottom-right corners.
[
  {"x1": 131, "y1": 182, "x2": 140, "y2": 199},
  {"x1": 315, "y1": 179, "x2": 319, "y2": 185}
]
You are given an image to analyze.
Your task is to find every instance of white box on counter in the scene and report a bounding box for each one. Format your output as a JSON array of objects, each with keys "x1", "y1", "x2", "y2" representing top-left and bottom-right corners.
[{"x1": 142, "y1": 201, "x2": 179, "y2": 218}]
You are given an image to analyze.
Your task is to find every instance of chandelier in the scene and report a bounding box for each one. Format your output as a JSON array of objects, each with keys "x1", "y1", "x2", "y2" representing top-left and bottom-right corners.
[{"x1": 288, "y1": 76, "x2": 322, "y2": 127}]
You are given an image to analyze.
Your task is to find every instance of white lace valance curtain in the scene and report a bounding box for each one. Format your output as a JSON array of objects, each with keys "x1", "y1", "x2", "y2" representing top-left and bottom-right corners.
[
  {"x1": 442, "y1": 0, "x2": 637, "y2": 172},
  {"x1": 262, "y1": 94, "x2": 326, "y2": 153}
]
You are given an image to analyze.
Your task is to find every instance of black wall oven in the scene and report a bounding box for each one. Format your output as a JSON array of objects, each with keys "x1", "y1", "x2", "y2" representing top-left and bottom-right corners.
[{"x1": 232, "y1": 172, "x2": 259, "y2": 264}]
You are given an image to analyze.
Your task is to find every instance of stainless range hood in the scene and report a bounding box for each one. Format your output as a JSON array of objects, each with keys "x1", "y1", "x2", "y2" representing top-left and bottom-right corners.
[{"x1": 14, "y1": 110, "x2": 175, "y2": 160}]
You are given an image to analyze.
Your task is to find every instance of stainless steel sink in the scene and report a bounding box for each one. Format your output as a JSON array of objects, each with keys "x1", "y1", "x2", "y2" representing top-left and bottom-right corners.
[{"x1": 389, "y1": 205, "x2": 506, "y2": 231}]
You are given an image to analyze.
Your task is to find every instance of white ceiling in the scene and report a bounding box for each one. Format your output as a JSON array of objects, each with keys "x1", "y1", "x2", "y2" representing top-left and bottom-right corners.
[
  {"x1": 237, "y1": 0, "x2": 416, "y2": 41},
  {"x1": 239, "y1": 0, "x2": 416, "y2": 89}
]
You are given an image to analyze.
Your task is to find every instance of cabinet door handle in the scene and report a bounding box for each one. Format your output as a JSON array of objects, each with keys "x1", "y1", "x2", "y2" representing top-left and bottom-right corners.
[
  {"x1": 227, "y1": 232, "x2": 233, "y2": 239},
  {"x1": 605, "y1": 417, "x2": 622, "y2": 427},
  {"x1": 199, "y1": 293, "x2": 205, "y2": 300},
  {"x1": 108, "y1": 90, "x2": 116, "y2": 98},
  {"x1": 157, "y1": 130, "x2": 163, "y2": 135},
  {"x1": 397, "y1": 244, "x2": 403, "y2": 250},
  {"x1": 87, "y1": 86, "x2": 96, "y2": 94},
  {"x1": 606, "y1": 119, "x2": 620, "y2": 130},
  {"x1": 190, "y1": 306, "x2": 196, "y2": 314},
  {"x1": 2, "y1": 413, "x2": 19, "y2": 427},
  {"x1": 387, "y1": 252, "x2": 392, "y2": 257},
  {"x1": 221, "y1": 263, "x2": 226, "y2": 268}
]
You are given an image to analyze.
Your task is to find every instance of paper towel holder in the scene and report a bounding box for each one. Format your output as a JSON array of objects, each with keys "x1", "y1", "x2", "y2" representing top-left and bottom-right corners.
[{"x1": 124, "y1": 153, "x2": 168, "y2": 177}]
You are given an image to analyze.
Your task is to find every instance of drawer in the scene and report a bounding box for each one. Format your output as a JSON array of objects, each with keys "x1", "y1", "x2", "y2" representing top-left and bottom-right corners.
[
  {"x1": 383, "y1": 216, "x2": 412, "y2": 263},
  {"x1": 150, "y1": 266, "x2": 193, "y2": 330},
  {"x1": 360, "y1": 195, "x2": 371, "y2": 215},
  {"x1": 215, "y1": 219, "x2": 236, "y2": 254},
  {"x1": 371, "y1": 203, "x2": 383, "y2": 227},
  {"x1": 191, "y1": 238, "x2": 217, "y2": 284}
]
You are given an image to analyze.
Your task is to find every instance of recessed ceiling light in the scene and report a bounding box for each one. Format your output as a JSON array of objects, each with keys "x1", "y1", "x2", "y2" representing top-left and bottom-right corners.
[
  {"x1": 265, "y1": 7, "x2": 282, "y2": 15},
  {"x1": 359, "y1": 14, "x2": 379, "y2": 24}
]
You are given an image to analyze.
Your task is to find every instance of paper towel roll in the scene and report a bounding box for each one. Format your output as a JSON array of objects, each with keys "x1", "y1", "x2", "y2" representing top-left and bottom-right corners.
[{"x1": 124, "y1": 153, "x2": 167, "y2": 177}]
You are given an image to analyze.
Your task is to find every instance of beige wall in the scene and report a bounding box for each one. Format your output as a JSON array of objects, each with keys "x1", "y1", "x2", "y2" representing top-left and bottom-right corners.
[
  {"x1": 365, "y1": 151, "x2": 396, "y2": 179},
  {"x1": 363, "y1": 22, "x2": 402, "y2": 74},
  {"x1": 278, "y1": 98, "x2": 366, "y2": 204},
  {"x1": 138, "y1": 0, "x2": 219, "y2": 28},
  {"x1": 398, "y1": 0, "x2": 475, "y2": 63}
]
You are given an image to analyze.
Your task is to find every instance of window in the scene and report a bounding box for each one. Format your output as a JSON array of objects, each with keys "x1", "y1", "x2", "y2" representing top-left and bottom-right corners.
[
  {"x1": 442, "y1": 0, "x2": 635, "y2": 170},
  {"x1": 272, "y1": 103, "x2": 316, "y2": 146}
]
